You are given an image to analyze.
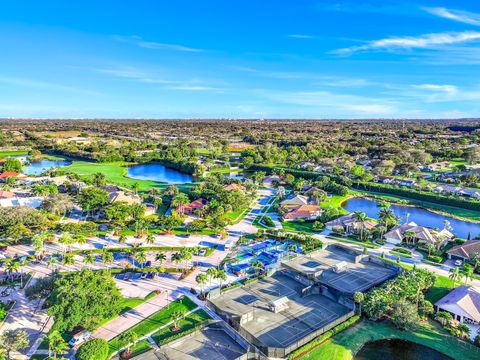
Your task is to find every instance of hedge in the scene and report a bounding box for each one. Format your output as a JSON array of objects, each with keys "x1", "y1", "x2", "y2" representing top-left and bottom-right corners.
[
  {"x1": 76, "y1": 338, "x2": 109, "y2": 360},
  {"x1": 288, "y1": 315, "x2": 361, "y2": 359},
  {"x1": 204, "y1": 245, "x2": 218, "y2": 257},
  {"x1": 70, "y1": 245, "x2": 196, "y2": 255},
  {"x1": 353, "y1": 181, "x2": 480, "y2": 211}
]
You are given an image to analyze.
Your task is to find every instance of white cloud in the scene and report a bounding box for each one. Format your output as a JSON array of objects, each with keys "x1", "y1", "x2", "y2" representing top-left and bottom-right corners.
[
  {"x1": 424, "y1": 7, "x2": 480, "y2": 26},
  {"x1": 288, "y1": 34, "x2": 313, "y2": 39},
  {"x1": 333, "y1": 31, "x2": 480, "y2": 54},
  {"x1": 411, "y1": 84, "x2": 458, "y2": 95},
  {"x1": 113, "y1": 35, "x2": 204, "y2": 52}
]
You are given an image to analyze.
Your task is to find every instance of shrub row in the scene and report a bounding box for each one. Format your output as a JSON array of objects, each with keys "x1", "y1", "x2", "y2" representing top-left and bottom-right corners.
[{"x1": 287, "y1": 315, "x2": 361, "y2": 359}]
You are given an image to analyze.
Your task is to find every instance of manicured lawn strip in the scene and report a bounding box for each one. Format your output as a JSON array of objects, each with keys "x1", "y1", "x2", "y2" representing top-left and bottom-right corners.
[
  {"x1": 320, "y1": 194, "x2": 351, "y2": 214},
  {"x1": 0, "y1": 150, "x2": 29, "y2": 157},
  {"x1": 151, "y1": 309, "x2": 211, "y2": 346},
  {"x1": 63, "y1": 161, "x2": 198, "y2": 193},
  {"x1": 280, "y1": 220, "x2": 317, "y2": 233},
  {"x1": 425, "y1": 273, "x2": 457, "y2": 304},
  {"x1": 390, "y1": 250, "x2": 412, "y2": 258},
  {"x1": 253, "y1": 216, "x2": 268, "y2": 229},
  {"x1": 108, "y1": 296, "x2": 197, "y2": 354},
  {"x1": 130, "y1": 338, "x2": 152, "y2": 357},
  {"x1": 326, "y1": 235, "x2": 379, "y2": 249},
  {"x1": 301, "y1": 320, "x2": 480, "y2": 360}
]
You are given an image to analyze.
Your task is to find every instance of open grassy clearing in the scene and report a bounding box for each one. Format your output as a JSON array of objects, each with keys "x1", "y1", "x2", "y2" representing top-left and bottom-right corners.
[
  {"x1": 0, "y1": 150, "x2": 29, "y2": 157},
  {"x1": 300, "y1": 319, "x2": 479, "y2": 360}
]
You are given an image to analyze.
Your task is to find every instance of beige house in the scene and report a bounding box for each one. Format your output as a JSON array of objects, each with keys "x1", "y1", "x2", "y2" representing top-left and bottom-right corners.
[{"x1": 384, "y1": 222, "x2": 454, "y2": 246}]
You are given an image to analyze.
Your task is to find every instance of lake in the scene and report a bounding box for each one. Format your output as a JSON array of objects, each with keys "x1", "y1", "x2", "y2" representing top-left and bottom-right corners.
[
  {"x1": 23, "y1": 158, "x2": 72, "y2": 175},
  {"x1": 126, "y1": 163, "x2": 194, "y2": 184},
  {"x1": 343, "y1": 197, "x2": 480, "y2": 239},
  {"x1": 355, "y1": 339, "x2": 452, "y2": 360}
]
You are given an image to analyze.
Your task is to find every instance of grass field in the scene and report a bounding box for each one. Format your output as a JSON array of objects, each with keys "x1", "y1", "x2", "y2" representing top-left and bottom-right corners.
[
  {"x1": 0, "y1": 150, "x2": 28, "y2": 157},
  {"x1": 320, "y1": 194, "x2": 351, "y2": 214},
  {"x1": 425, "y1": 273, "x2": 458, "y2": 304},
  {"x1": 63, "y1": 161, "x2": 198, "y2": 193},
  {"x1": 108, "y1": 296, "x2": 197, "y2": 354},
  {"x1": 280, "y1": 220, "x2": 317, "y2": 233},
  {"x1": 300, "y1": 319, "x2": 480, "y2": 360},
  {"x1": 151, "y1": 309, "x2": 211, "y2": 345}
]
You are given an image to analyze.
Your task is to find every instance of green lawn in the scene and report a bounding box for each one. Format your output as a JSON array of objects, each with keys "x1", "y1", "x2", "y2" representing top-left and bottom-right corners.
[
  {"x1": 425, "y1": 273, "x2": 458, "y2": 304},
  {"x1": 63, "y1": 161, "x2": 198, "y2": 193},
  {"x1": 281, "y1": 220, "x2": 318, "y2": 233},
  {"x1": 151, "y1": 309, "x2": 211, "y2": 345},
  {"x1": 301, "y1": 319, "x2": 480, "y2": 360},
  {"x1": 0, "y1": 150, "x2": 29, "y2": 157},
  {"x1": 108, "y1": 296, "x2": 197, "y2": 354},
  {"x1": 130, "y1": 338, "x2": 152, "y2": 357},
  {"x1": 320, "y1": 194, "x2": 351, "y2": 214}
]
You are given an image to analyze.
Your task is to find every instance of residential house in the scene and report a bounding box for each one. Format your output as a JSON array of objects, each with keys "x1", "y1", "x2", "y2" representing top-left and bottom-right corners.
[
  {"x1": 325, "y1": 213, "x2": 377, "y2": 235},
  {"x1": 0, "y1": 190, "x2": 15, "y2": 199},
  {"x1": 447, "y1": 240, "x2": 480, "y2": 262},
  {"x1": 263, "y1": 175, "x2": 280, "y2": 186},
  {"x1": 0, "y1": 172, "x2": 27, "y2": 181},
  {"x1": 223, "y1": 183, "x2": 246, "y2": 193},
  {"x1": 435, "y1": 286, "x2": 480, "y2": 325},
  {"x1": 179, "y1": 198, "x2": 208, "y2": 215},
  {"x1": 108, "y1": 191, "x2": 142, "y2": 205},
  {"x1": 384, "y1": 222, "x2": 454, "y2": 246},
  {"x1": 420, "y1": 161, "x2": 450, "y2": 172},
  {"x1": 280, "y1": 194, "x2": 309, "y2": 208},
  {"x1": 283, "y1": 205, "x2": 322, "y2": 221}
]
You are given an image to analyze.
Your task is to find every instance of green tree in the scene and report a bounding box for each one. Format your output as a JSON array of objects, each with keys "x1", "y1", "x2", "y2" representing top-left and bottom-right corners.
[
  {"x1": 2, "y1": 158, "x2": 22, "y2": 172},
  {"x1": 118, "y1": 330, "x2": 138, "y2": 356},
  {"x1": 48, "y1": 330, "x2": 69, "y2": 360},
  {"x1": 101, "y1": 251, "x2": 114, "y2": 268},
  {"x1": 83, "y1": 254, "x2": 95, "y2": 269},
  {"x1": 196, "y1": 273, "x2": 208, "y2": 298},
  {"x1": 155, "y1": 252, "x2": 166, "y2": 265},
  {"x1": 48, "y1": 270, "x2": 122, "y2": 332},
  {"x1": 353, "y1": 292, "x2": 365, "y2": 315},
  {"x1": 449, "y1": 267, "x2": 460, "y2": 286},
  {"x1": 78, "y1": 187, "x2": 109, "y2": 215},
  {"x1": 391, "y1": 300, "x2": 419, "y2": 330},
  {"x1": 0, "y1": 329, "x2": 29, "y2": 360},
  {"x1": 434, "y1": 311, "x2": 453, "y2": 326},
  {"x1": 215, "y1": 269, "x2": 227, "y2": 293}
]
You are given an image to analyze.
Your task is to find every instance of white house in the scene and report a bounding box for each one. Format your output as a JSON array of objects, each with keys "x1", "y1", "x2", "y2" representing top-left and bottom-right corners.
[{"x1": 435, "y1": 286, "x2": 480, "y2": 326}]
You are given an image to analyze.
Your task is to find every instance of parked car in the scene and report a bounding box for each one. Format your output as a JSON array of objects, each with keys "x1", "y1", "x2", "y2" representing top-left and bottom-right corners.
[
  {"x1": 454, "y1": 260, "x2": 463, "y2": 267},
  {"x1": 68, "y1": 330, "x2": 90, "y2": 347}
]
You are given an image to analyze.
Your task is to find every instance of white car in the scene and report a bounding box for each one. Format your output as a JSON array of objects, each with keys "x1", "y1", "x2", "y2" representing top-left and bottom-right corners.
[
  {"x1": 68, "y1": 330, "x2": 90, "y2": 347},
  {"x1": 454, "y1": 260, "x2": 463, "y2": 267}
]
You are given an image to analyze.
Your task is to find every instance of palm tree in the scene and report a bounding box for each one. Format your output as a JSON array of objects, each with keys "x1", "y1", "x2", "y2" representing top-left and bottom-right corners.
[
  {"x1": 458, "y1": 323, "x2": 471, "y2": 339},
  {"x1": 196, "y1": 273, "x2": 208, "y2": 298},
  {"x1": 172, "y1": 193, "x2": 190, "y2": 214},
  {"x1": 287, "y1": 244, "x2": 297, "y2": 257},
  {"x1": 1, "y1": 329, "x2": 29, "y2": 360},
  {"x1": 180, "y1": 248, "x2": 193, "y2": 269},
  {"x1": 83, "y1": 253, "x2": 95, "y2": 269},
  {"x1": 102, "y1": 251, "x2": 114, "y2": 268},
  {"x1": 461, "y1": 264, "x2": 474, "y2": 283},
  {"x1": 206, "y1": 267, "x2": 217, "y2": 287},
  {"x1": 251, "y1": 260, "x2": 265, "y2": 276},
  {"x1": 449, "y1": 266, "x2": 460, "y2": 285},
  {"x1": 171, "y1": 252, "x2": 183, "y2": 268},
  {"x1": 146, "y1": 233, "x2": 155, "y2": 245},
  {"x1": 403, "y1": 230, "x2": 416, "y2": 244},
  {"x1": 118, "y1": 329, "x2": 138, "y2": 356},
  {"x1": 48, "y1": 330, "x2": 68, "y2": 360},
  {"x1": 75, "y1": 234, "x2": 87, "y2": 247},
  {"x1": 435, "y1": 311, "x2": 453, "y2": 326},
  {"x1": 426, "y1": 243, "x2": 435, "y2": 256},
  {"x1": 472, "y1": 251, "x2": 480, "y2": 272},
  {"x1": 353, "y1": 292, "x2": 364, "y2": 315},
  {"x1": 62, "y1": 252, "x2": 75, "y2": 267},
  {"x1": 171, "y1": 309, "x2": 186, "y2": 330},
  {"x1": 136, "y1": 250, "x2": 147, "y2": 268},
  {"x1": 58, "y1": 233, "x2": 74, "y2": 253},
  {"x1": 215, "y1": 269, "x2": 227, "y2": 293},
  {"x1": 118, "y1": 234, "x2": 127, "y2": 244},
  {"x1": 354, "y1": 211, "x2": 367, "y2": 240},
  {"x1": 47, "y1": 256, "x2": 58, "y2": 272},
  {"x1": 155, "y1": 252, "x2": 166, "y2": 265}
]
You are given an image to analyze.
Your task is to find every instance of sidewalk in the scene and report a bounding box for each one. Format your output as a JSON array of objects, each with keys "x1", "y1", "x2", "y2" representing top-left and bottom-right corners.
[{"x1": 92, "y1": 290, "x2": 182, "y2": 341}]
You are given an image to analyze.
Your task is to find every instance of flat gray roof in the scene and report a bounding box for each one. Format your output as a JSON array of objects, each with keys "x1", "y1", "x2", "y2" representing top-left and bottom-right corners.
[
  {"x1": 284, "y1": 246, "x2": 396, "y2": 294},
  {"x1": 210, "y1": 271, "x2": 351, "y2": 349},
  {"x1": 157, "y1": 324, "x2": 247, "y2": 360}
]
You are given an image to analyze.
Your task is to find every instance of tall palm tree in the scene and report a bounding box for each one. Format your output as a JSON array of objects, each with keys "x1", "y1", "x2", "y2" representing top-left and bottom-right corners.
[
  {"x1": 354, "y1": 211, "x2": 367, "y2": 240},
  {"x1": 146, "y1": 233, "x2": 155, "y2": 245},
  {"x1": 83, "y1": 253, "x2": 95, "y2": 269},
  {"x1": 61, "y1": 253, "x2": 75, "y2": 267},
  {"x1": 461, "y1": 264, "x2": 474, "y2": 284},
  {"x1": 136, "y1": 250, "x2": 147, "y2": 268},
  {"x1": 403, "y1": 230, "x2": 416, "y2": 244},
  {"x1": 251, "y1": 260, "x2": 265, "y2": 276},
  {"x1": 172, "y1": 193, "x2": 190, "y2": 214},
  {"x1": 171, "y1": 252, "x2": 183, "y2": 268},
  {"x1": 47, "y1": 256, "x2": 58, "y2": 272},
  {"x1": 206, "y1": 267, "x2": 217, "y2": 287},
  {"x1": 48, "y1": 330, "x2": 69, "y2": 360},
  {"x1": 180, "y1": 248, "x2": 193, "y2": 269},
  {"x1": 215, "y1": 269, "x2": 227, "y2": 293},
  {"x1": 155, "y1": 252, "x2": 166, "y2": 265},
  {"x1": 449, "y1": 267, "x2": 460, "y2": 285},
  {"x1": 196, "y1": 273, "x2": 208, "y2": 298},
  {"x1": 102, "y1": 251, "x2": 114, "y2": 268}
]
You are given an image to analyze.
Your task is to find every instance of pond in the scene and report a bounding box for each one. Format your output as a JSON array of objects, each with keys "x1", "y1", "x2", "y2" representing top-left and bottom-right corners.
[
  {"x1": 23, "y1": 158, "x2": 72, "y2": 175},
  {"x1": 126, "y1": 163, "x2": 194, "y2": 184},
  {"x1": 355, "y1": 339, "x2": 452, "y2": 360},
  {"x1": 343, "y1": 197, "x2": 480, "y2": 239}
]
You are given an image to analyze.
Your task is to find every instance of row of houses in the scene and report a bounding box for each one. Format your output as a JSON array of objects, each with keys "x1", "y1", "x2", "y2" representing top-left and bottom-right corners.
[{"x1": 325, "y1": 213, "x2": 455, "y2": 246}]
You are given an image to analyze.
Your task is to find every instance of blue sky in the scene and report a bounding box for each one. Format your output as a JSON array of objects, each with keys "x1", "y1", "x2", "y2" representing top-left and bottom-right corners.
[{"x1": 1, "y1": 0, "x2": 480, "y2": 118}]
